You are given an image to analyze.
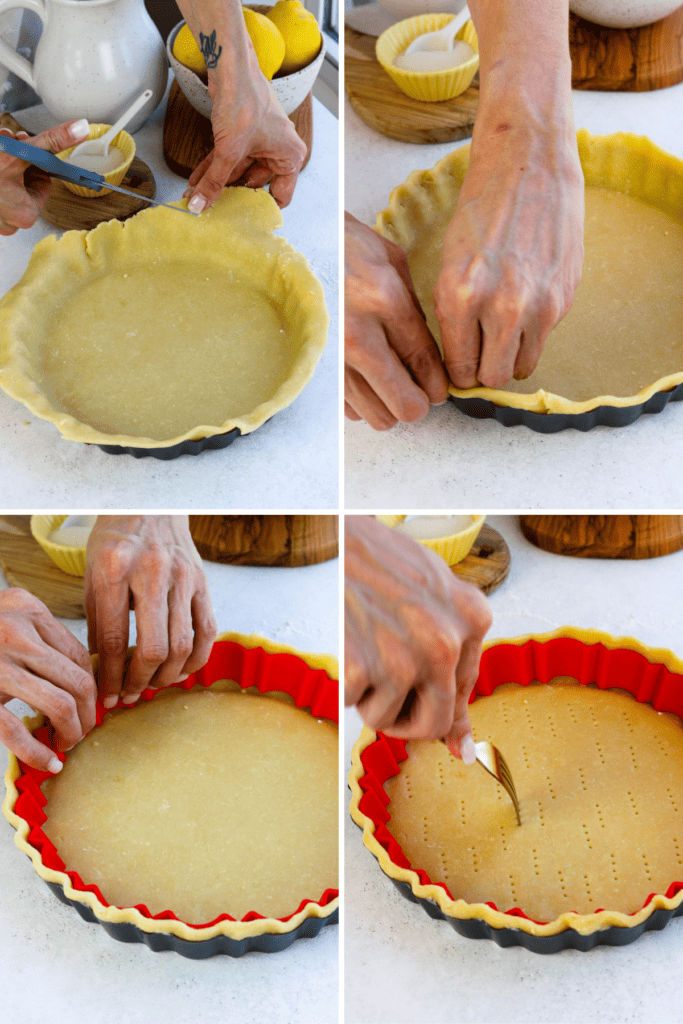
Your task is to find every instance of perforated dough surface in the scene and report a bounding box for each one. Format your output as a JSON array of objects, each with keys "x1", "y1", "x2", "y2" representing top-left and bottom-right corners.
[
  {"x1": 385, "y1": 680, "x2": 683, "y2": 921},
  {"x1": 41, "y1": 688, "x2": 338, "y2": 923},
  {"x1": 408, "y1": 187, "x2": 683, "y2": 401}
]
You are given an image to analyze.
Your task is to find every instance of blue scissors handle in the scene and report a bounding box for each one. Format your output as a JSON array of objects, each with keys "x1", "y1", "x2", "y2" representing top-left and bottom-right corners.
[{"x1": 0, "y1": 133, "x2": 106, "y2": 191}]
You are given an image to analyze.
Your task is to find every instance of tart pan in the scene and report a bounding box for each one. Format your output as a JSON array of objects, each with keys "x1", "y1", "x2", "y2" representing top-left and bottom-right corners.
[
  {"x1": 448, "y1": 380, "x2": 683, "y2": 433},
  {"x1": 4, "y1": 632, "x2": 339, "y2": 958},
  {"x1": 376, "y1": 131, "x2": 683, "y2": 431},
  {"x1": 96, "y1": 426, "x2": 241, "y2": 460},
  {"x1": 349, "y1": 627, "x2": 683, "y2": 953},
  {"x1": 0, "y1": 188, "x2": 328, "y2": 455}
]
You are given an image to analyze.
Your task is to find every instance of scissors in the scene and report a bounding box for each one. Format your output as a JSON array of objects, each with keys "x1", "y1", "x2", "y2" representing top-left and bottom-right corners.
[{"x1": 0, "y1": 133, "x2": 196, "y2": 216}]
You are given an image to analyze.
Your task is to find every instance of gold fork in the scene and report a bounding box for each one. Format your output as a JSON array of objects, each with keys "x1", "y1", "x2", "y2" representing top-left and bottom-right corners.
[{"x1": 475, "y1": 741, "x2": 521, "y2": 825}]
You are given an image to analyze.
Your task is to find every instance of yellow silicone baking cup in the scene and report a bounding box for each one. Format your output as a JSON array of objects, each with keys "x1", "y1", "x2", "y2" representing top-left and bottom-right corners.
[
  {"x1": 375, "y1": 514, "x2": 485, "y2": 565},
  {"x1": 376, "y1": 14, "x2": 479, "y2": 102},
  {"x1": 56, "y1": 125, "x2": 135, "y2": 198},
  {"x1": 30, "y1": 514, "x2": 88, "y2": 577},
  {"x1": 375, "y1": 130, "x2": 683, "y2": 415}
]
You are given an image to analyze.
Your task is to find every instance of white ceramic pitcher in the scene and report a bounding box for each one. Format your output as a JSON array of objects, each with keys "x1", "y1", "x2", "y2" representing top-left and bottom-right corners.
[{"x1": 0, "y1": 0, "x2": 168, "y2": 131}]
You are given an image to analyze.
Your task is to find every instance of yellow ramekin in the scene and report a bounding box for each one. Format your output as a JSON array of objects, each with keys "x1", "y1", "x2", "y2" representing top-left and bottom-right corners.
[
  {"x1": 30, "y1": 515, "x2": 88, "y2": 577},
  {"x1": 375, "y1": 514, "x2": 486, "y2": 566},
  {"x1": 56, "y1": 125, "x2": 136, "y2": 198},
  {"x1": 376, "y1": 14, "x2": 479, "y2": 102}
]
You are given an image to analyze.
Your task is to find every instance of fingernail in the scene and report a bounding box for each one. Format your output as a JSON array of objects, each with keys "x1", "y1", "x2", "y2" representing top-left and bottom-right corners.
[
  {"x1": 69, "y1": 118, "x2": 90, "y2": 139},
  {"x1": 47, "y1": 756, "x2": 62, "y2": 774},
  {"x1": 17, "y1": 131, "x2": 29, "y2": 140},
  {"x1": 103, "y1": 696, "x2": 118, "y2": 709},
  {"x1": 122, "y1": 694, "x2": 139, "y2": 705},
  {"x1": 188, "y1": 193, "x2": 206, "y2": 213},
  {"x1": 177, "y1": 673, "x2": 190, "y2": 682},
  {"x1": 461, "y1": 734, "x2": 476, "y2": 766}
]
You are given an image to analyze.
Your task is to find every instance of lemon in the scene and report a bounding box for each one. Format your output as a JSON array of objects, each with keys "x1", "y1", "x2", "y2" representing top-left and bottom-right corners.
[
  {"x1": 265, "y1": 0, "x2": 321, "y2": 75},
  {"x1": 172, "y1": 24, "x2": 206, "y2": 74},
  {"x1": 243, "y1": 9, "x2": 286, "y2": 81}
]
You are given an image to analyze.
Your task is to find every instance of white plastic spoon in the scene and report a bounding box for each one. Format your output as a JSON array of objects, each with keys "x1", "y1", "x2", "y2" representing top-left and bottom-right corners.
[
  {"x1": 69, "y1": 89, "x2": 153, "y2": 160},
  {"x1": 403, "y1": 5, "x2": 471, "y2": 55}
]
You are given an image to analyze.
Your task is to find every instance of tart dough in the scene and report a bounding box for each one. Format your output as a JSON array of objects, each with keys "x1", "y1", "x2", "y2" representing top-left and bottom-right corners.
[
  {"x1": 385, "y1": 680, "x2": 683, "y2": 921},
  {"x1": 41, "y1": 688, "x2": 338, "y2": 923},
  {"x1": 376, "y1": 131, "x2": 683, "y2": 413},
  {"x1": 0, "y1": 188, "x2": 328, "y2": 446}
]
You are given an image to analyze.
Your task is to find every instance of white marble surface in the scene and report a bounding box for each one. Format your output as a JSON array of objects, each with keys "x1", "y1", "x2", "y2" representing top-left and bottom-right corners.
[
  {"x1": 0, "y1": 527, "x2": 339, "y2": 1024},
  {"x1": 0, "y1": 81, "x2": 339, "y2": 510},
  {"x1": 345, "y1": 83, "x2": 683, "y2": 510},
  {"x1": 345, "y1": 515, "x2": 683, "y2": 1024}
]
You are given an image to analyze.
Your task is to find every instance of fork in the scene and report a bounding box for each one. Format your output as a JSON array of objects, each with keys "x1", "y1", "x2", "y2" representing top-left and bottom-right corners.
[{"x1": 474, "y1": 741, "x2": 521, "y2": 825}]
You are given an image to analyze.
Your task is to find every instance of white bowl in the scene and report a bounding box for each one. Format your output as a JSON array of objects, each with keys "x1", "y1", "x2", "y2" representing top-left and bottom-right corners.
[
  {"x1": 167, "y1": 21, "x2": 325, "y2": 118},
  {"x1": 569, "y1": 0, "x2": 682, "y2": 27}
]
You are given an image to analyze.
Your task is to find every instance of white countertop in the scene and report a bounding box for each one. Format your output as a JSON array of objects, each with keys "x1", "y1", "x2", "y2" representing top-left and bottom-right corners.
[
  {"x1": 345, "y1": 83, "x2": 683, "y2": 510},
  {"x1": 0, "y1": 535, "x2": 339, "y2": 1024},
  {"x1": 345, "y1": 515, "x2": 683, "y2": 1024},
  {"x1": 0, "y1": 82, "x2": 339, "y2": 510}
]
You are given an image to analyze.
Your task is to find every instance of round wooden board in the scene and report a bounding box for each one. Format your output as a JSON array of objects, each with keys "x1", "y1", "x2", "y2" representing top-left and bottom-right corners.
[
  {"x1": 0, "y1": 517, "x2": 85, "y2": 619},
  {"x1": 345, "y1": 26, "x2": 478, "y2": 145},
  {"x1": 520, "y1": 515, "x2": 683, "y2": 559},
  {"x1": 570, "y1": 7, "x2": 683, "y2": 91},
  {"x1": 189, "y1": 515, "x2": 339, "y2": 567},
  {"x1": 450, "y1": 525, "x2": 510, "y2": 594},
  {"x1": 163, "y1": 79, "x2": 313, "y2": 179},
  {"x1": 41, "y1": 157, "x2": 156, "y2": 231}
]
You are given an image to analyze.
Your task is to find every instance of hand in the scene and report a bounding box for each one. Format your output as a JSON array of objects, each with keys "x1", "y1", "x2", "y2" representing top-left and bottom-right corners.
[
  {"x1": 0, "y1": 119, "x2": 90, "y2": 236},
  {"x1": 435, "y1": 126, "x2": 584, "y2": 388},
  {"x1": 84, "y1": 516, "x2": 217, "y2": 707},
  {"x1": 184, "y1": 73, "x2": 307, "y2": 212},
  {"x1": 345, "y1": 213, "x2": 449, "y2": 431},
  {"x1": 345, "y1": 517, "x2": 492, "y2": 759},
  {"x1": 0, "y1": 588, "x2": 96, "y2": 771}
]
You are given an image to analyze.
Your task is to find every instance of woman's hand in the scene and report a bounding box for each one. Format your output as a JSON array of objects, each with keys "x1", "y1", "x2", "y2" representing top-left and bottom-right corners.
[
  {"x1": 345, "y1": 213, "x2": 449, "y2": 430},
  {"x1": 435, "y1": 125, "x2": 584, "y2": 388},
  {"x1": 185, "y1": 72, "x2": 306, "y2": 211},
  {"x1": 435, "y1": 0, "x2": 584, "y2": 389},
  {"x1": 0, "y1": 119, "x2": 89, "y2": 236},
  {"x1": 0, "y1": 588, "x2": 96, "y2": 771},
  {"x1": 176, "y1": 0, "x2": 306, "y2": 211},
  {"x1": 84, "y1": 516, "x2": 217, "y2": 707},
  {"x1": 345, "y1": 517, "x2": 492, "y2": 760}
]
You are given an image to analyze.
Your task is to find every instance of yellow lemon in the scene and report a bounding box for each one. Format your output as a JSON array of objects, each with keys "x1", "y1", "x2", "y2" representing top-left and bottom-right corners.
[
  {"x1": 265, "y1": 0, "x2": 322, "y2": 75},
  {"x1": 243, "y1": 8, "x2": 286, "y2": 81},
  {"x1": 172, "y1": 23, "x2": 206, "y2": 74}
]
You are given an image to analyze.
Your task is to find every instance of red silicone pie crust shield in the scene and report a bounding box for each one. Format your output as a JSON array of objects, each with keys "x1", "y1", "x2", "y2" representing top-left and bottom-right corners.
[
  {"x1": 10, "y1": 636, "x2": 339, "y2": 930},
  {"x1": 356, "y1": 632, "x2": 683, "y2": 926}
]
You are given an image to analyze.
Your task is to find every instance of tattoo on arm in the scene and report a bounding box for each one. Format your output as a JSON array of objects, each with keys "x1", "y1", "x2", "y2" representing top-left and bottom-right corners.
[{"x1": 200, "y1": 30, "x2": 223, "y2": 69}]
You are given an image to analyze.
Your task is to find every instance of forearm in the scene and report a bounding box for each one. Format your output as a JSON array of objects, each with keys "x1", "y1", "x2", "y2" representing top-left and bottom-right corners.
[
  {"x1": 175, "y1": 0, "x2": 260, "y2": 96},
  {"x1": 469, "y1": 0, "x2": 573, "y2": 137}
]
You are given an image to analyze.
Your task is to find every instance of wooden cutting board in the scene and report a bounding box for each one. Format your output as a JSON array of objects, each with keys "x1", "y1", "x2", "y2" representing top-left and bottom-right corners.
[
  {"x1": 163, "y1": 79, "x2": 314, "y2": 179},
  {"x1": 345, "y1": 25, "x2": 478, "y2": 145},
  {"x1": 520, "y1": 515, "x2": 683, "y2": 559},
  {"x1": 0, "y1": 517, "x2": 85, "y2": 618},
  {"x1": 0, "y1": 112, "x2": 157, "y2": 230},
  {"x1": 450, "y1": 525, "x2": 510, "y2": 594},
  {"x1": 569, "y1": 8, "x2": 683, "y2": 91},
  {"x1": 189, "y1": 515, "x2": 338, "y2": 567}
]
